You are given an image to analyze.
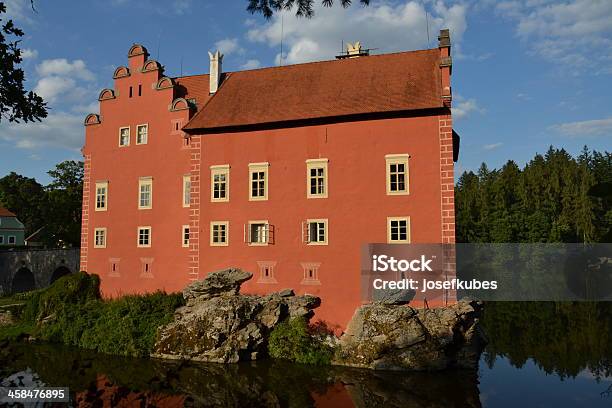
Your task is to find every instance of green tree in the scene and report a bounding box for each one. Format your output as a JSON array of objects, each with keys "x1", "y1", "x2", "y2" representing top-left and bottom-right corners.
[
  {"x1": 45, "y1": 160, "x2": 84, "y2": 247},
  {"x1": 455, "y1": 146, "x2": 611, "y2": 244},
  {"x1": 247, "y1": 0, "x2": 370, "y2": 18},
  {"x1": 0, "y1": 172, "x2": 46, "y2": 237},
  {"x1": 0, "y1": 161, "x2": 84, "y2": 248},
  {"x1": 0, "y1": 1, "x2": 46, "y2": 123}
]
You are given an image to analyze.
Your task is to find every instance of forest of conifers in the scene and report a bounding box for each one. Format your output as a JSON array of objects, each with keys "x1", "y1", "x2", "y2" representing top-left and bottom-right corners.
[{"x1": 455, "y1": 147, "x2": 612, "y2": 244}]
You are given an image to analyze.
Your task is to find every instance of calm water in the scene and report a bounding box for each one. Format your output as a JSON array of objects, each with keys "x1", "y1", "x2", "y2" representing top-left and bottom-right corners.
[{"x1": 1, "y1": 302, "x2": 611, "y2": 407}]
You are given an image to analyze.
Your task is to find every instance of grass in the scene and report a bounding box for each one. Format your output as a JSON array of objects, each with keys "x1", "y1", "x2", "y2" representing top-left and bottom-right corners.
[{"x1": 0, "y1": 272, "x2": 184, "y2": 357}]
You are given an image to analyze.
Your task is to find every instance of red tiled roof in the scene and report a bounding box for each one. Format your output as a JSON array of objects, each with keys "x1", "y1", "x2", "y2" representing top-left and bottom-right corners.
[
  {"x1": 0, "y1": 206, "x2": 16, "y2": 217},
  {"x1": 183, "y1": 48, "x2": 443, "y2": 131},
  {"x1": 173, "y1": 74, "x2": 212, "y2": 110}
]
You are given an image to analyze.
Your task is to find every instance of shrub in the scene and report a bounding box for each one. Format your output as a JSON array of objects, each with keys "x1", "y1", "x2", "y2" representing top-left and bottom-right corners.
[
  {"x1": 22, "y1": 272, "x2": 101, "y2": 324},
  {"x1": 2, "y1": 272, "x2": 185, "y2": 357},
  {"x1": 36, "y1": 291, "x2": 184, "y2": 357},
  {"x1": 268, "y1": 317, "x2": 334, "y2": 365}
]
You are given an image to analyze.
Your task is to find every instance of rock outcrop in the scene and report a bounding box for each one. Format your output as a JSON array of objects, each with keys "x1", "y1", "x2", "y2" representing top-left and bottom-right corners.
[
  {"x1": 153, "y1": 268, "x2": 486, "y2": 370},
  {"x1": 152, "y1": 268, "x2": 320, "y2": 363},
  {"x1": 334, "y1": 300, "x2": 487, "y2": 371}
]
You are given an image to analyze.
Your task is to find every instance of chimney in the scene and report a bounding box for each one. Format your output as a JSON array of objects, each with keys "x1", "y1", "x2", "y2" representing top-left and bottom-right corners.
[
  {"x1": 438, "y1": 29, "x2": 452, "y2": 106},
  {"x1": 335, "y1": 41, "x2": 370, "y2": 59},
  {"x1": 208, "y1": 50, "x2": 224, "y2": 94}
]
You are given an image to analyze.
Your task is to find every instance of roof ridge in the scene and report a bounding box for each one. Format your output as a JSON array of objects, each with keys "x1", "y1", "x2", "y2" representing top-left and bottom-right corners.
[
  {"x1": 173, "y1": 73, "x2": 210, "y2": 80},
  {"x1": 175, "y1": 47, "x2": 438, "y2": 79}
]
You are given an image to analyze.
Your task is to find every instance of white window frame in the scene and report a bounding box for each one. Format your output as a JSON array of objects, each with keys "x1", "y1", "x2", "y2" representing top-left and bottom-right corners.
[
  {"x1": 246, "y1": 220, "x2": 270, "y2": 246},
  {"x1": 385, "y1": 154, "x2": 410, "y2": 195},
  {"x1": 94, "y1": 227, "x2": 107, "y2": 248},
  {"x1": 182, "y1": 175, "x2": 191, "y2": 208},
  {"x1": 0, "y1": 236, "x2": 4, "y2": 244},
  {"x1": 182, "y1": 225, "x2": 190, "y2": 248},
  {"x1": 210, "y1": 165, "x2": 230, "y2": 202},
  {"x1": 136, "y1": 123, "x2": 148, "y2": 145},
  {"x1": 137, "y1": 226, "x2": 152, "y2": 248},
  {"x1": 210, "y1": 221, "x2": 229, "y2": 246},
  {"x1": 95, "y1": 181, "x2": 108, "y2": 212},
  {"x1": 248, "y1": 162, "x2": 269, "y2": 201},
  {"x1": 119, "y1": 126, "x2": 130, "y2": 147},
  {"x1": 257, "y1": 261, "x2": 278, "y2": 284},
  {"x1": 138, "y1": 177, "x2": 153, "y2": 209},
  {"x1": 301, "y1": 262, "x2": 322, "y2": 285},
  {"x1": 303, "y1": 218, "x2": 328, "y2": 245},
  {"x1": 7, "y1": 235, "x2": 16, "y2": 245},
  {"x1": 306, "y1": 159, "x2": 328, "y2": 199},
  {"x1": 387, "y1": 216, "x2": 411, "y2": 244}
]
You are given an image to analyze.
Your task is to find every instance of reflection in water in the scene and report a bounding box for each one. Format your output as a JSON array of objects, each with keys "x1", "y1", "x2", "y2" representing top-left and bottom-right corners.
[
  {"x1": 1, "y1": 302, "x2": 611, "y2": 407},
  {"x1": 482, "y1": 302, "x2": 612, "y2": 379},
  {"x1": 0, "y1": 341, "x2": 481, "y2": 407}
]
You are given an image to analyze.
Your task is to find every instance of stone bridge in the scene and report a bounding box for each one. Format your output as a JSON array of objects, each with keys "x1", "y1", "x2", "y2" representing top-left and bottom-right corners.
[{"x1": 0, "y1": 248, "x2": 80, "y2": 296}]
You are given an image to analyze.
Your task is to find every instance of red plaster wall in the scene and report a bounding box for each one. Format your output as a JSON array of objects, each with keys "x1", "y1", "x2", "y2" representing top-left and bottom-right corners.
[
  {"x1": 194, "y1": 113, "x2": 452, "y2": 328},
  {"x1": 82, "y1": 51, "x2": 192, "y2": 296}
]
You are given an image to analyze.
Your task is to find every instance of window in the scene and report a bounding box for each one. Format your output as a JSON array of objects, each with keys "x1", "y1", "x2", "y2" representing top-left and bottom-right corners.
[
  {"x1": 109, "y1": 258, "x2": 120, "y2": 277},
  {"x1": 306, "y1": 159, "x2": 328, "y2": 198},
  {"x1": 183, "y1": 175, "x2": 191, "y2": 207},
  {"x1": 0, "y1": 236, "x2": 4, "y2": 244},
  {"x1": 129, "y1": 86, "x2": 133, "y2": 98},
  {"x1": 95, "y1": 181, "x2": 108, "y2": 211},
  {"x1": 387, "y1": 217, "x2": 410, "y2": 243},
  {"x1": 172, "y1": 119, "x2": 185, "y2": 136},
  {"x1": 139, "y1": 177, "x2": 152, "y2": 209},
  {"x1": 249, "y1": 162, "x2": 269, "y2": 201},
  {"x1": 138, "y1": 84, "x2": 142, "y2": 97},
  {"x1": 7, "y1": 236, "x2": 16, "y2": 245},
  {"x1": 257, "y1": 261, "x2": 277, "y2": 284},
  {"x1": 210, "y1": 165, "x2": 229, "y2": 202},
  {"x1": 182, "y1": 225, "x2": 190, "y2": 248},
  {"x1": 303, "y1": 219, "x2": 328, "y2": 245},
  {"x1": 301, "y1": 262, "x2": 321, "y2": 285},
  {"x1": 136, "y1": 124, "x2": 148, "y2": 145},
  {"x1": 119, "y1": 127, "x2": 130, "y2": 147},
  {"x1": 210, "y1": 221, "x2": 229, "y2": 246},
  {"x1": 140, "y1": 257, "x2": 154, "y2": 278},
  {"x1": 386, "y1": 154, "x2": 410, "y2": 195},
  {"x1": 94, "y1": 228, "x2": 107, "y2": 248},
  {"x1": 137, "y1": 226, "x2": 151, "y2": 247},
  {"x1": 246, "y1": 221, "x2": 270, "y2": 245}
]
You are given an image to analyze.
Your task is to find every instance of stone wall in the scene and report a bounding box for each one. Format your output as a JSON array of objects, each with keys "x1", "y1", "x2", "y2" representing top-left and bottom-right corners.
[{"x1": 0, "y1": 248, "x2": 80, "y2": 295}]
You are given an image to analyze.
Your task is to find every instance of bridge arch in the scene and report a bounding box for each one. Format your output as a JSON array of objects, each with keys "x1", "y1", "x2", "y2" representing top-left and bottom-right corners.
[
  {"x1": 12, "y1": 267, "x2": 35, "y2": 293},
  {"x1": 50, "y1": 266, "x2": 71, "y2": 284}
]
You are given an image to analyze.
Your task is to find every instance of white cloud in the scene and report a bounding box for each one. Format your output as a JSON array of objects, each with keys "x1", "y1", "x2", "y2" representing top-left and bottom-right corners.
[
  {"x1": 36, "y1": 59, "x2": 95, "y2": 81},
  {"x1": 516, "y1": 92, "x2": 532, "y2": 101},
  {"x1": 483, "y1": 142, "x2": 503, "y2": 151},
  {"x1": 214, "y1": 38, "x2": 243, "y2": 55},
  {"x1": 3, "y1": 0, "x2": 35, "y2": 23},
  {"x1": 452, "y1": 95, "x2": 484, "y2": 120},
  {"x1": 0, "y1": 112, "x2": 84, "y2": 151},
  {"x1": 21, "y1": 48, "x2": 38, "y2": 59},
  {"x1": 173, "y1": 0, "x2": 192, "y2": 15},
  {"x1": 241, "y1": 59, "x2": 261, "y2": 70},
  {"x1": 551, "y1": 118, "x2": 612, "y2": 137},
  {"x1": 247, "y1": 1, "x2": 467, "y2": 65},
  {"x1": 1, "y1": 56, "x2": 99, "y2": 151},
  {"x1": 110, "y1": 0, "x2": 192, "y2": 16},
  {"x1": 495, "y1": 0, "x2": 612, "y2": 73}
]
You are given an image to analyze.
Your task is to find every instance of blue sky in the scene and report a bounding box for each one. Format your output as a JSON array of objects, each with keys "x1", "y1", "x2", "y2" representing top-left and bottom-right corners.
[{"x1": 0, "y1": 0, "x2": 610, "y2": 184}]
